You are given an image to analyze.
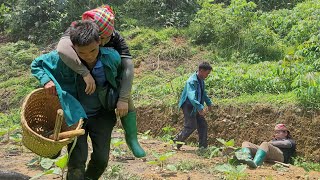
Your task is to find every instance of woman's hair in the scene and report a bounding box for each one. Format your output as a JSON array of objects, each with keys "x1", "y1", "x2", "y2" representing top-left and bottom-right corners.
[
  {"x1": 69, "y1": 20, "x2": 100, "y2": 46},
  {"x1": 272, "y1": 130, "x2": 292, "y2": 140},
  {"x1": 286, "y1": 131, "x2": 292, "y2": 139}
]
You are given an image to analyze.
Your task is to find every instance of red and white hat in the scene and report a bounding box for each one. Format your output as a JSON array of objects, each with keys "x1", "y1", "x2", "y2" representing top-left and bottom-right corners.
[
  {"x1": 82, "y1": 5, "x2": 115, "y2": 37},
  {"x1": 274, "y1": 124, "x2": 289, "y2": 131}
]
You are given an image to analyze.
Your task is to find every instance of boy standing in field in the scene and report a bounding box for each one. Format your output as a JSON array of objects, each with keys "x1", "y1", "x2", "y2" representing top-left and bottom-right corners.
[
  {"x1": 173, "y1": 62, "x2": 213, "y2": 150},
  {"x1": 31, "y1": 20, "x2": 121, "y2": 180}
]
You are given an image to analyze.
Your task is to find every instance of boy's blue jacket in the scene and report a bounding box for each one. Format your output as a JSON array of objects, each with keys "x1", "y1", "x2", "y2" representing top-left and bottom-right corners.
[
  {"x1": 31, "y1": 47, "x2": 121, "y2": 126},
  {"x1": 178, "y1": 72, "x2": 212, "y2": 113}
]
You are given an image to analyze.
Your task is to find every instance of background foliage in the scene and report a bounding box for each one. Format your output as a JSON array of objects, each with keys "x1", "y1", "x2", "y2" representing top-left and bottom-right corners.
[{"x1": 1, "y1": 0, "x2": 320, "y2": 109}]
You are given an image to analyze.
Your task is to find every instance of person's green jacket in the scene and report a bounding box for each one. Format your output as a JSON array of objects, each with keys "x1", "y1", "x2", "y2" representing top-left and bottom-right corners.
[
  {"x1": 178, "y1": 72, "x2": 212, "y2": 114},
  {"x1": 31, "y1": 47, "x2": 121, "y2": 126}
]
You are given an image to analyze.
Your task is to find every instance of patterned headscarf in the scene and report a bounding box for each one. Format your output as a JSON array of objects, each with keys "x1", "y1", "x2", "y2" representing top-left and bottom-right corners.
[
  {"x1": 275, "y1": 124, "x2": 289, "y2": 131},
  {"x1": 82, "y1": 5, "x2": 115, "y2": 37}
]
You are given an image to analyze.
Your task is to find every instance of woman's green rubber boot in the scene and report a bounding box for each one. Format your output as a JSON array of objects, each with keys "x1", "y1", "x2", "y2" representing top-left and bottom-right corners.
[
  {"x1": 121, "y1": 111, "x2": 146, "y2": 158},
  {"x1": 237, "y1": 148, "x2": 256, "y2": 168},
  {"x1": 253, "y1": 149, "x2": 267, "y2": 167}
]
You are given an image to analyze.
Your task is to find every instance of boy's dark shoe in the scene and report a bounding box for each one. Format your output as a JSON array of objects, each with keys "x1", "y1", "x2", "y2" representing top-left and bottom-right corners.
[{"x1": 171, "y1": 137, "x2": 183, "y2": 150}]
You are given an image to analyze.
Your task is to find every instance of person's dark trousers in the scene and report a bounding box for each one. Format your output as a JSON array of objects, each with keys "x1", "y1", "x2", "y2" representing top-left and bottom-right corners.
[
  {"x1": 66, "y1": 110, "x2": 116, "y2": 180},
  {"x1": 197, "y1": 112, "x2": 208, "y2": 148},
  {"x1": 174, "y1": 102, "x2": 208, "y2": 148}
]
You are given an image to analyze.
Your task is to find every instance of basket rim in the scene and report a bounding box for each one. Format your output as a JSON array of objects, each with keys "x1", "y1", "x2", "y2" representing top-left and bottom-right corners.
[{"x1": 21, "y1": 88, "x2": 83, "y2": 143}]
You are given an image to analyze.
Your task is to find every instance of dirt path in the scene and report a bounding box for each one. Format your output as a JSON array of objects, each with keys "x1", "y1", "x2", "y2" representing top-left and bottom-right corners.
[{"x1": 1, "y1": 131, "x2": 320, "y2": 180}]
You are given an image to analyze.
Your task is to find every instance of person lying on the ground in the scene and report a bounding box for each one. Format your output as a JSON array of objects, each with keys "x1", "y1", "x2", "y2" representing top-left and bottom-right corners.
[{"x1": 236, "y1": 123, "x2": 296, "y2": 168}]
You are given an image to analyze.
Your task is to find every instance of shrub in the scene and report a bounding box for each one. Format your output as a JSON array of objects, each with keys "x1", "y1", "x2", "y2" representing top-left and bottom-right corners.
[
  {"x1": 189, "y1": 0, "x2": 267, "y2": 61},
  {"x1": 6, "y1": 0, "x2": 66, "y2": 44},
  {"x1": 210, "y1": 0, "x2": 304, "y2": 11},
  {"x1": 295, "y1": 73, "x2": 320, "y2": 109},
  {"x1": 0, "y1": 41, "x2": 39, "y2": 80},
  {"x1": 285, "y1": 0, "x2": 320, "y2": 45},
  {"x1": 5, "y1": 0, "x2": 118, "y2": 44},
  {"x1": 295, "y1": 35, "x2": 320, "y2": 62},
  {"x1": 0, "y1": 2, "x2": 11, "y2": 31},
  {"x1": 259, "y1": 9, "x2": 296, "y2": 39},
  {"x1": 123, "y1": 0, "x2": 199, "y2": 27},
  {"x1": 239, "y1": 22, "x2": 284, "y2": 63}
]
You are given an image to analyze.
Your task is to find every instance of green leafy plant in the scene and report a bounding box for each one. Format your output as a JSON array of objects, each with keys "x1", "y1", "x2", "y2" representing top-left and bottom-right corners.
[
  {"x1": 104, "y1": 164, "x2": 122, "y2": 179},
  {"x1": 111, "y1": 138, "x2": 127, "y2": 158},
  {"x1": 0, "y1": 124, "x2": 20, "y2": 142},
  {"x1": 195, "y1": 138, "x2": 239, "y2": 159},
  {"x1": 0, "y1": 111, "x2": 24, "y2": 152},
  {"x1": 147, "y1": 151, "x2": 176, "y2": 171},
  {"x1": 272, "y1": 163, "x2": 289, "y2": 172},
  {"x1": 175, "y1": 160, "x2": 204, "y2": 172},
  {"x1": 138, "y1": 130, "x2": 151, "y2": 140},
  {"x1": 158, "y1": 125, "x2": 185, "y2": 148},
  {"x1": 160, "y1": 126, "x2": 176, "y2": 142},
  {"x1": 293, "y1": 156, "x2": 320, "y2": 172},
  {"x1": 29, "y1": 154, "x2": 68, "y2": 180},
  {"x1": 216, "y1": 138, "x2": 240, "y2": 158},
  {"x1": 102, "y1": 164, "x2": 141, "y2": 180},
  {"x1": 196, "y1": 146, "x2": 222, "y2": 159},
  {"x1": 217, "y1": 138, "x2": 236, "y2": 148},
  {"x1": 8, "y1": 130, "x2": 23, "y2": 153},
  {"x1": 214, "y1": 163, "x2": 247, "y2": 180}
]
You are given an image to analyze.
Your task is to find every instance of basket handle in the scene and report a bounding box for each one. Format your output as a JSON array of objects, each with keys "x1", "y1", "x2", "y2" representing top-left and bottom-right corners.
[
  {"x1": 49, "y1": 129, "x2": 85, "y2": 140},
  {"x1": 53, "y1": 109, "x2": 64, "y2": 141}
]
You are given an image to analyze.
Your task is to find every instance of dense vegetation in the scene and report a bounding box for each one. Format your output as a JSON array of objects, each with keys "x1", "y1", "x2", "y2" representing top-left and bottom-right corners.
[{"x1": 1, "y1": 0, "x2": 320, "y2": 113}]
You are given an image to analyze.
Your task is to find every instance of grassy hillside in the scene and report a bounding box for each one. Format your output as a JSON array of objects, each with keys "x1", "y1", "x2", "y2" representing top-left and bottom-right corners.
[
  {"x1": 119, "y1": 27, "x2": 305, "y2": 108},
  {"x1": 0, "y1": 26, "x2": 314, "y2": 125}
]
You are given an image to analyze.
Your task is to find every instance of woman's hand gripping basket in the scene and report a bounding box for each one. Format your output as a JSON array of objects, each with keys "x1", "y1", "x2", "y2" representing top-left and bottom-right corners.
[{"x1": 21, "y1": 88, "x2": 84, "y2": 158}]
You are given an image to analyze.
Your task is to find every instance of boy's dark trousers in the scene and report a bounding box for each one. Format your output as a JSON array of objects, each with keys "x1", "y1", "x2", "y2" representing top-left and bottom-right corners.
[
  {"x1": 66, "y1": 110, "x2": 116, "y2": 180},
  {"x1": 174, "y1": 102, "x2": 208, "y2": 148}
]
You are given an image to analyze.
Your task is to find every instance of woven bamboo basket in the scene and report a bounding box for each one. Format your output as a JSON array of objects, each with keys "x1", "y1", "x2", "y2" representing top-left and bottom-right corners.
[{"x1": 21, "y1": 88, "x2": 83, "y2": 158}]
